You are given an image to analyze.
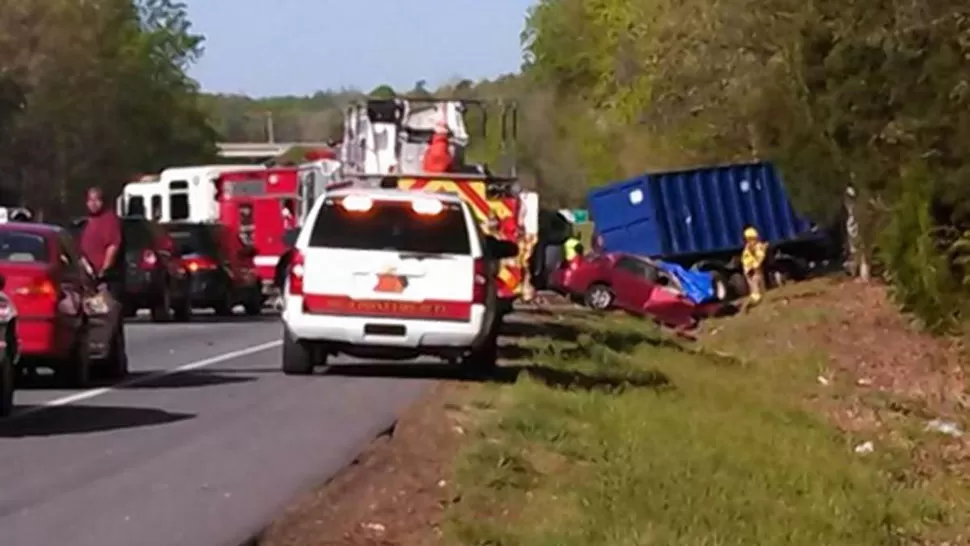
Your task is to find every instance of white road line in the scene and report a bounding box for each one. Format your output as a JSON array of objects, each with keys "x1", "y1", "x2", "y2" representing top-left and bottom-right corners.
[{"x1": 15, "y1": 340, "x2": 283, "y2": 417}]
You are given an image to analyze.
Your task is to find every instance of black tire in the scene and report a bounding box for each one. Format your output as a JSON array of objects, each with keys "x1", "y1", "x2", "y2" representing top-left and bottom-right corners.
[
  {"x1": 101, "y1": 326, "x2": 129, "y2": 380},
  {"x1": 282, "y1": 328, "x2": 315, "y2": 375},
  {"x1": 465, "y1": 334, "x2": 498, "y2": 374},
  {"x1": 60, "y1": 332, "x2": 92, "y2": 388},
  {"x1": 710, "y1": 271, "x2": 729, "y2": 301},
  {"x1": 150, "y1": 288, "x2": 172, "y2": 323},
  {"x1": 584, "y1": 283, "x2": 614, "y2": 310},
  {"x1": 243, "y1": 288, "x2": 262, "y2": 316},
  {"x1": 173, "y1": 296, "x2": 192, "y2": 322},
  {"x1": 0, "y1": 358, "x2": 14, "y2": 418},
  {"x1": 214, "y1": 292, "x2": 234, "y2": 316},
  {"x1": 727, "y1": 272, "x2": 749, "y2": 299}
]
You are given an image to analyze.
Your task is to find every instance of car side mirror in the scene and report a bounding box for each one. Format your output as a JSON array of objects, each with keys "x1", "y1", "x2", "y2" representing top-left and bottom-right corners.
[{"x1": 484, "y1": 237, "x2": 518, "y2": 259}]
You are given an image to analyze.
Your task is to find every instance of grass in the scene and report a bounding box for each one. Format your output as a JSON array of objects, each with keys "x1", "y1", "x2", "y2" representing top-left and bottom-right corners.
[{"x1": 444, "y1": 292, "x2": 954, "y2": 545}]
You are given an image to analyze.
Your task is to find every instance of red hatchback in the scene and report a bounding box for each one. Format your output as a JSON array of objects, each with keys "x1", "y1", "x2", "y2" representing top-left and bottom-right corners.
[
  {"x1": 550, "y1": 252, "x2": 721, "y2": 331},
  {"x1": 0, "y1": 222, "x2": 127, "y2": 386}
]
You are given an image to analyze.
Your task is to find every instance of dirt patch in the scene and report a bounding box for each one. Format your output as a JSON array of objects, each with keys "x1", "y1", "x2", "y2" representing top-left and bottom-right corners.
[{"x1": 256, "y1": 382, "x2": 473, "y2": 546}]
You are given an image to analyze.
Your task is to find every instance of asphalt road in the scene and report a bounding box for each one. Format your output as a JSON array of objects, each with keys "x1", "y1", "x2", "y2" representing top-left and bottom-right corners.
[{"x1": 0, "y1": 312, "x2": 434, "y2": 546}]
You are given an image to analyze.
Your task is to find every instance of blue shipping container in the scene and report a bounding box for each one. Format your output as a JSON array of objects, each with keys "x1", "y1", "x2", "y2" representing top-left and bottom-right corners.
[{"x1": 587, "y1": 161, "x2": 813, "y2": 259}]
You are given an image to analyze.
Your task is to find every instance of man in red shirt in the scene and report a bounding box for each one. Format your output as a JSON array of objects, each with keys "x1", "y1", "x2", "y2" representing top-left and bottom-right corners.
[{"x1": 80, "y1": 187, "x2": 124, "y2": 300}]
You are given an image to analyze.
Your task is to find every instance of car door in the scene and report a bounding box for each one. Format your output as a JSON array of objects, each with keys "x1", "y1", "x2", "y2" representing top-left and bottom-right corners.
[{"x1": 610, "y1": 256, "x2": 654, "y2": 312}]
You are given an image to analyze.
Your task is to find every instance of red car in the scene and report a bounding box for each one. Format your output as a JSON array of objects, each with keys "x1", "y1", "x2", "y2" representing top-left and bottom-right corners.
[
  {"x1": 550, "y1": 252, "x2": 721, "y2": 330},
  {"x1": 0, "y1": 222, "x2": 126, "y2": 386}
]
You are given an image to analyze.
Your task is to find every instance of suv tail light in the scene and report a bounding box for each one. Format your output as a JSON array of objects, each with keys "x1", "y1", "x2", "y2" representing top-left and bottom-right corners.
[
  {"x1": 288, "y1": 250, "x2": 305, "y2": 295},
  {"x1": 472, "y1": 258, "x2": 487, "y2": 304},
  {"x1": 185, "y1": 256, "x2": 217, "y2": 273},
  {"x1": 140, "y1": 249, "x2": 157, "y2": 269}
]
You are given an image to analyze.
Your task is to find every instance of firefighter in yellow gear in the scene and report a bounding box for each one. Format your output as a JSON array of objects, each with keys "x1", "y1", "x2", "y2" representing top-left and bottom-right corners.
[
  {"x1": 563, "y1": 234, "x2": 582, "y2": 264},
  {"x1": 741, "y1": 226, "x2": 768, "y2": 308}
]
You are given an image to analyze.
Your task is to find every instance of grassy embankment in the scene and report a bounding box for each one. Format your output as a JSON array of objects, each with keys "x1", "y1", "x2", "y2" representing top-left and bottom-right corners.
[{"x1": 444, "y1": 279, "x2": 970, "y2": 545}]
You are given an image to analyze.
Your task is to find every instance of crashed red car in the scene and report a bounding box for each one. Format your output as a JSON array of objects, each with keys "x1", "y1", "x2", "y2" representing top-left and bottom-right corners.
[
  {"x1": 0, "y1": 222, "x2": 126, "y2": 386},
  {"x1": 550, "y1": 252, "x2": 723, "y2": 330}
]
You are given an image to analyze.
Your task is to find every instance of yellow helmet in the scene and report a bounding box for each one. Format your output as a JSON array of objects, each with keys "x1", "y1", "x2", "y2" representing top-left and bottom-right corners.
[{"x1": 743, "y1": 227, "x2": 759, "y2": 240}]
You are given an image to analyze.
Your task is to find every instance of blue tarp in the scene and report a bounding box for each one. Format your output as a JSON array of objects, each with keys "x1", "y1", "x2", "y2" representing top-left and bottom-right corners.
[{"x1": 656, "y1": 260, "x2": 716, "y2": 304}]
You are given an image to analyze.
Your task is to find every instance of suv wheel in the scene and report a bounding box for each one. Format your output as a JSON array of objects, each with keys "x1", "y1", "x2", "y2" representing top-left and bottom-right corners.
[
  {"x1": 173, "y1": 296, "x2": 192, "y2": 322},
  {"x1": 243, "y1": 288, "x2": 262, "y2": 316},
  {"x1": 151, "y1": 288, "x2": 172, "y2": 323},
  {"x1": 282, "y1": 328, "x2": 316, "y2": 375},
  {"x1": 464, "y1": 334, "x2": 499, "y2": 375},
  {"x1": 0, "y1": 357, "x2": 14, "y2": 417}
]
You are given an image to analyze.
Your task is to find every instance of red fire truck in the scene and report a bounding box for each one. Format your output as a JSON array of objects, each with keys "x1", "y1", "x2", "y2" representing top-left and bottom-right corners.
[{"x1": 217, "y1": 167, "x2": 302, "y2": 292}]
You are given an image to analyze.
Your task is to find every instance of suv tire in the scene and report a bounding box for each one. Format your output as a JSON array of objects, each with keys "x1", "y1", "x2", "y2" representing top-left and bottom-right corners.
[
  {"x1": 151, "y1": 288, "x2": 172, "y2": 323},
  {"x1": 282, "y1": 328, "x2": 315, "y2": 375},
  {"x1": 465, "y1": 334, "x2": 499, "y2": 374}
]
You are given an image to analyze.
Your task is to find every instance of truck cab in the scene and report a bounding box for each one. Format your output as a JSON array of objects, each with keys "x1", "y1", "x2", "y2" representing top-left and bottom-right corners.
[{"x1": 118, "y1": 164, "x2": 266, "y2": 223}]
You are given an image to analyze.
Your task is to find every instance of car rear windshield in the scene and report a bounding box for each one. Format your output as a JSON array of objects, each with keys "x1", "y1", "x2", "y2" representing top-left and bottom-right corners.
[
  {"x1": 0, "y1": 231, "x2": 48, "y2": 262},
  {"x1": 164, "y1": 225, "x2": 219, "y2": 256},
  {"x1": 123, "y1": 219, "x2": 154, "y2": 251},
  {"x1": 308, "y1": 198, "x2": 471, "y2": 255}
]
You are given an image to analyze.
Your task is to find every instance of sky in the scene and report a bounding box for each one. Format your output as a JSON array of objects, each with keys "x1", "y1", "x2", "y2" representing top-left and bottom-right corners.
[{"x1": 183, "y1": 0, "x2": 536, "y2": 97}]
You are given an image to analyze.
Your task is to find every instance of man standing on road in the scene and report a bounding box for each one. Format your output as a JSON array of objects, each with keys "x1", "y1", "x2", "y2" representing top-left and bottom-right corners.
[{"x1": 80, "y1": 187, "x2": 124, "y2": 302}]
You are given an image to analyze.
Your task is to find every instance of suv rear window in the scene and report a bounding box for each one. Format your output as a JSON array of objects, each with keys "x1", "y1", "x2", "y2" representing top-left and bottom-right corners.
[
  {"x1": 309, "y1": 198, "x2": 471, "y2": 255},
  {"x1": 163, "y1": 225, "x2": 219, "y2": 256}
]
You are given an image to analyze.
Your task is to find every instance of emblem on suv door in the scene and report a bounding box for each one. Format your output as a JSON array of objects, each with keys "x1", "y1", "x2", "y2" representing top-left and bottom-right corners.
[{"x1": 374, "y1": 266, "x2": 407, "y2": 293}]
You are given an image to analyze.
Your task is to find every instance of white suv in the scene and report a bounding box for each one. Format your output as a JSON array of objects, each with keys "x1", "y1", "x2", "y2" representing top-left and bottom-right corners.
[{"x1": 280, "y1": 188, "x2": 518, "y2": 375}]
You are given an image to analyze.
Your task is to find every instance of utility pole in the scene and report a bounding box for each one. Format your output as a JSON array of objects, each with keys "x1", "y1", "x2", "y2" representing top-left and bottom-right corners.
[{"x1": 265, "y1": 111, "x2": 275, "y2": 143}]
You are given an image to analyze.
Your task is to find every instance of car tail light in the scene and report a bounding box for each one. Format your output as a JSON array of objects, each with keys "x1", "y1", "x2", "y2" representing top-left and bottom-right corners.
[
  {"x1": 472, "y1": 258, "x2": 487, "y2": 304},
  {"x1": 14, "y1": 278, "x2": 56, "y2": 299},
  {"x1": 185, "y1": 256, "x2": 218, "y2": 273},
  {"x1": 288, "y1": 250, "x2": 305, "y2": 295},
  {"x1": 140, "y1": 249, "x2": 157, "y2": 269}
]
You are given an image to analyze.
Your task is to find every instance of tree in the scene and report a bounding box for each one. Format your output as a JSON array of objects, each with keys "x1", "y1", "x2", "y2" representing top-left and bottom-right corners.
[{"x1": 0, "y1": 0, "x2": 218, "y2": 219}]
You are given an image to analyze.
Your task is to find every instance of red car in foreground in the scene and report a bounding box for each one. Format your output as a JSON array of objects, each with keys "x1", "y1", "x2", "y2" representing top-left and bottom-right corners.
[
  {"x1": 0, "y1": 222, "x2": 126, "y2": 386},
  {"x1": 550, "y1": 252, "x2": 724, "y2": 331}
]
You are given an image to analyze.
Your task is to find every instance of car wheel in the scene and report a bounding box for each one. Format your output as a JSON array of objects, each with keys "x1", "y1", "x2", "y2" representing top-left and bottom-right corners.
[
  {"x1": 282, "y1": 328, "x2": 315, "y2": 375},
  {"x1": 59, "y1": 332, "x2": 92, "y2": 388},
  {"x1": 464, "y1": 334, "x2": 499, "y2": 375},
  {"x1": 151, "y1": 288, "x2": 172, "y2": 323},
  {"x1": 0, "y1": 358, "x2": 14, "y2": 417},
  {"x1": 711, "y1": 272, "x2": 729, "y2": 301},
  {"x1": 727, "y1": 272, "x2": 750, "y2": 299},
  {"x1": 584, "y1": 283, "x2": 614, "y2": 310},
  {"x1": 102, "y1": 326, "x2": 129, "y2": 380}
]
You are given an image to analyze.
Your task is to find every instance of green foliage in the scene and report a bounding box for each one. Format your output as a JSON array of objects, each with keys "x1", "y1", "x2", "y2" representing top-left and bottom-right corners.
[
  {"x1": 878, "y1": 163, "x2": 962, "y2": 332},
  {"x1": 0, "y1": 0, "x2": 217, "y2": 218}
]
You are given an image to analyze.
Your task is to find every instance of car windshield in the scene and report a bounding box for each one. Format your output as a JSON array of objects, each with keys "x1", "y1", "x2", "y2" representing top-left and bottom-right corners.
[
  {"x1": 164, "y1": 225, "x2": 219, "y2": 256},
  {"x1": 308, "y1": 197, "x2": 471, "y2": 254},
  {"x1": 0, "y1": 231, "x2": 48, "y2": 262}
]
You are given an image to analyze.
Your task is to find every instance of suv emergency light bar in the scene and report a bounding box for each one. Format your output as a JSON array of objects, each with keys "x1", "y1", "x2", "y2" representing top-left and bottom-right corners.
[{"x1": 355, "y1": 172, "x2": 516, "y2": 183}]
